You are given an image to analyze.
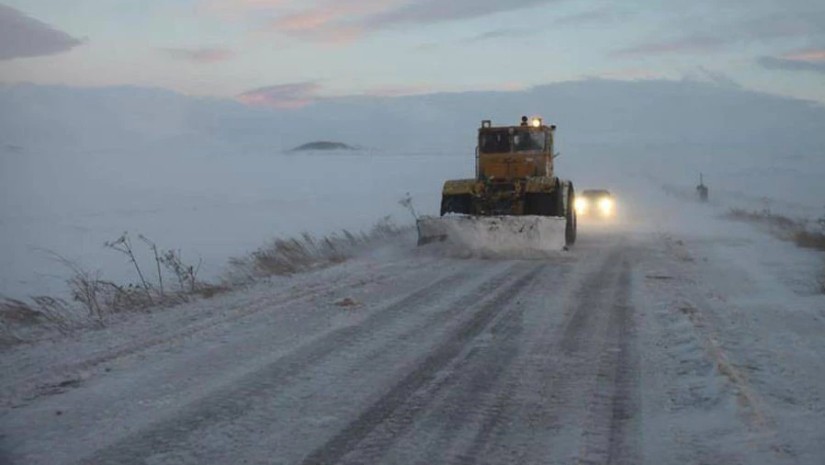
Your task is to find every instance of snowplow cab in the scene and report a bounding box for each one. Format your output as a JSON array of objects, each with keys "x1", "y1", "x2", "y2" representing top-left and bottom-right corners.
[
  {"x1": 477, "y1": 116, "x2": 556, "y2": 181},
  {"x1": 440, "y1": 117, "x2": 574, "y2": 220}
]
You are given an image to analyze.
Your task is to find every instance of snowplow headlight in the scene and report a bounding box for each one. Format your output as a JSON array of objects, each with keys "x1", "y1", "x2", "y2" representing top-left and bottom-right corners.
[
  {"x1": 574, "y1": 197, "x2": 588, "y2": 214},
  {"x1": 598, "y1": 197, "x2": 614, "y2": 214}
]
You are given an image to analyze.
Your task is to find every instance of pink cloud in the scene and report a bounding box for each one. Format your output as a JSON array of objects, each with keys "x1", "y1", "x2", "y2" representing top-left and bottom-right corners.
[
  {"x1": 268, "y1": 8, "x2": 364, "y2": 43},
  {"x1": 759, "y1": 48, "x2": 825, "y2": 74},
  {"x1": 159, "y1": 47, "x2": 235, "y2": 63},
  {"x1": 781, "y1": 49, "x2": 825, "y2": 62},
  {"x1": 212, "y1": 0, "x2": 563, "y2": 43},
  {"x1": 237, "y1": 82, "x2": 322, "y2": 108},
  {"x1": 264, "y1": 0, "x2": 401, "y2": 43},
  {"x1": 274, "y1": 10, "x2": 336, "y2": 32}
]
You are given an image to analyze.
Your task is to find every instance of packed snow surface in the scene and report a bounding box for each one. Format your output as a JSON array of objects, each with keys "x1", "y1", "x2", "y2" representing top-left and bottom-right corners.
[{"x1": 2, "y1": 208, "x2": 824, "y2": 464}]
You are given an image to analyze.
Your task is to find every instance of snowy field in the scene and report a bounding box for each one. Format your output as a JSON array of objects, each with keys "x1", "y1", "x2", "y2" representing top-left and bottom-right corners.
[
  {"x1": 0, "y1": 147, "x2": 466, "y2": 299},
  {"x1": 1, "y1": 80, "x2": 824, "y2": 301},
  {"x1": 3, "y1": 141, "x2": 823, "y2": 301}
]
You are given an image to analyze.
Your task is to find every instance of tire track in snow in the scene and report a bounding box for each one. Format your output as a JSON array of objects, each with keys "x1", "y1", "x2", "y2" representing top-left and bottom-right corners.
[
  {"x1": 324, "y1": 244, "x2": 641, "y2": 465},
  {"x1": 328, "y1": 262, "x2": 571, "y2": 465},
  {"x1": 5, "y1": 256, "x2": 429, "y2": 408},
  {"x1": 78, "y1": 261, "x2": 520, "y2": 465},
  {"x1": 576, "y1": 257, "x2": 640, "y2": 465},
  {"x1": 406, "y1": 266, "x2": 569, "y2": 465},
  {"x1": 453, "y1": 245, "x2": 638, "y2": 465},
  {"x1": 298, "y1": 264, "x2": 546, "y2": 465}
]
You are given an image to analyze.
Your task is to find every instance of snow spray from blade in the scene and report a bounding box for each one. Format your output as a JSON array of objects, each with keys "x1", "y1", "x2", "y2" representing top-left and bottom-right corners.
[{"x1": 416, "y1": 215, "x2": 568, "y2": 257}]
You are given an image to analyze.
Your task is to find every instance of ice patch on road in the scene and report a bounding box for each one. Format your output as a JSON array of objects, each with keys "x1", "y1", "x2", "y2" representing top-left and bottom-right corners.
[{"x1": 417, "y1": 215, "x2": 567, "y2": 258}]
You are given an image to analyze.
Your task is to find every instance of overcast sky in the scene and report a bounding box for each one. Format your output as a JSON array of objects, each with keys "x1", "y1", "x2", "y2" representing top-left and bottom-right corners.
[{"x1": 1, "y1": 0, "x2": 824, "y2": 106}]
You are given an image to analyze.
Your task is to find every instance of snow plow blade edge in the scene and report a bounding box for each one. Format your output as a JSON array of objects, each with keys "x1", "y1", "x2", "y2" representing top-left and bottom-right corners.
[{"x1": 416, "y1": 215, "x2": 568, "y2": 257}]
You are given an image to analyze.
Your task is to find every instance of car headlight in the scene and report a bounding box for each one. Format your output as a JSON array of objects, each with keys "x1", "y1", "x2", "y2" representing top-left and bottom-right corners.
[
  {"x1": 598, "y1": 197, "x2": 614, "y2": 214},
  {"x1": 574, "y1": 197, "x2": 588, "y2": 214}
]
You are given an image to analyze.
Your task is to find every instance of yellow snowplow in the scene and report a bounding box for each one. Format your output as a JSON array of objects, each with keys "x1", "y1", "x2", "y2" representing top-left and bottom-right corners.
[{"x1": 418, "y1": 116, "x2": 577, "y2": 253}]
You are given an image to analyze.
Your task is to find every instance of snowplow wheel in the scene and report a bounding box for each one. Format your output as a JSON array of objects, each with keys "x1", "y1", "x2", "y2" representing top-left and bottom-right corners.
[
  {"x1": 441, "y1": 194, "x2": 472, "y2": 216},
  {"x1": 565, "y1": 186, "x2": 577, "y2": 246}
]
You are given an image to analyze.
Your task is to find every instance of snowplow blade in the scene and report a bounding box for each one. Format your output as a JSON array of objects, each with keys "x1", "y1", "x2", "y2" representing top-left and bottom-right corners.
[{"x1": 416, "y1": 215, "x2": 568, "y2": 257}]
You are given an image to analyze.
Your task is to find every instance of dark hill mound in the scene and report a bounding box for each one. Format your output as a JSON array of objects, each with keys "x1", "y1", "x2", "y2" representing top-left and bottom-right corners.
[{"x1": 291, "y1": 141, "x2": 356, "y2": 151}]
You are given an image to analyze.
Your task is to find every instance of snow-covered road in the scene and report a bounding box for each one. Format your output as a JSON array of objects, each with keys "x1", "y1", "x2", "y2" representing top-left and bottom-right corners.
[{"x1": 1, "y1": 222, "x2": 824, "y2": 464}]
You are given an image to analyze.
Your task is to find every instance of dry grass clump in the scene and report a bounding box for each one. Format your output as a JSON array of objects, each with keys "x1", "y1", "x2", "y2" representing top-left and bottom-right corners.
[
  {"x1": 251, "y1": 233, "x2": 351, "y2": 276},
  {"x1": 2, "y1": 218, "x2": 407, "y2": 345},
  {"x1": 725, "y1": 208, "x2": 825, "y2": 251},
  {"x1": 0, "y1": 298, "x2": 43, "y2": 347},
  {"x1": 725, "y1": 208, "x2": 825, "y2": 294},
  {"x1": 793, "y1": 230, "x2": 825, "y2": 252},
  {"x1": 0, "y1": 298, "x2": 44, "y2": 326},
  {"x1": 1, "y1": 295, "x2": 87, "y2": 344},
  {"x1": 1, "y1": 278, "x2": 233, "y2": 344},
  {"x1": 726, "y1": 208, "x2": 800, "y2": 231},
  {"x1": 0, "y1": 234, "x2": 228, "y2": 344},
  {"x1": 227, "y1": 216, "x2": 405, "y2": 282}
]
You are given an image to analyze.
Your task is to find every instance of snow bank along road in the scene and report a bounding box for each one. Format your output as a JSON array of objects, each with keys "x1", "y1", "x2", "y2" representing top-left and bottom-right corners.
[{"x1": 1, "y1": 224, "x2": 824, "y2": 464}]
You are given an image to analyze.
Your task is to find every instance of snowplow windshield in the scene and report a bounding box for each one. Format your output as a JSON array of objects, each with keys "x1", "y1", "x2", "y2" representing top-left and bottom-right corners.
[
  {"x1": 479, "y1": 131, "x2": 510, "y2": 153},
  {"x1": 513, "y1": 130, "x2": 546, "y2": 152},
  {"x1": 479, "y1": 129, "x2": 547, "y2": 153}
]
